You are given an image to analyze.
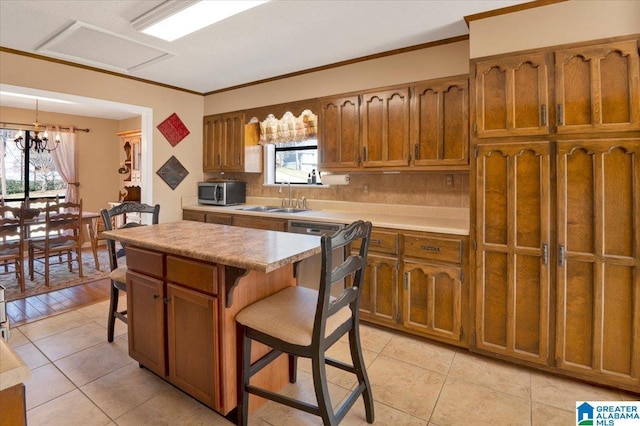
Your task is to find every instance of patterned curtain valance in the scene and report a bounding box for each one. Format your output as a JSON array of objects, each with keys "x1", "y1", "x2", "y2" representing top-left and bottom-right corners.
[{"x1": 259, "y1": 109, "x2": 317, "y2": 145}]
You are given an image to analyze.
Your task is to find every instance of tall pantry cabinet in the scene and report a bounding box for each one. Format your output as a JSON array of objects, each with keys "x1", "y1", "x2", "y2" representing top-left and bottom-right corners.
[{"x1": 471, "y1": 35, "x2": 640, "y2": 392}]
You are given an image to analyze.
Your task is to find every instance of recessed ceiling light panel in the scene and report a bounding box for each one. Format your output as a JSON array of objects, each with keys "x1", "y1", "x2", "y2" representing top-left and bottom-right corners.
[{"x1": 132, "y1": 0, "x2": 269, "y2": 42}]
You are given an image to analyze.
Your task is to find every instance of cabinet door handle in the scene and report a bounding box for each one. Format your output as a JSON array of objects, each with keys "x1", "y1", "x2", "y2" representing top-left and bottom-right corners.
[
  {"x1": 237, "y1": 153, "x2": 241, "y2": 165},
  {"x1": 403, "y1": 272, "x2": 408, "y2": 290},
  {"x1": 541, "y1": 104, "x2": 547, "y2": 126},
  {"x1": 558, "y1": 244, "x2": 566, "y2": 267},
  {"x1": 421, "y1": 245, "x2": 441, "y2": 252},
  {"x1": 362, "y1": 146, "x2": 367, "y2": 162},
  {"x1": 542, "y1": 243, "x2": 548, "y2": 265},
  {"x1": 153, "y1": 294, "x2": 159, "y2": 300},
  {"x1": 371, "y1": 239, "x2": 382, "y2": 245},
  {"x1": 557, "y1": 104, "x2": 564, "y2": 126},
  {"x1": 414, "y1": 144, "x2": 420, "y2": 160}
]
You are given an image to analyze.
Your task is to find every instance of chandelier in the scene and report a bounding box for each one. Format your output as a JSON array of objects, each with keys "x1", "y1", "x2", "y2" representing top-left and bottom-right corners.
[{"x1": 14, "y1": 100, "x2": 60, "y2": 153}]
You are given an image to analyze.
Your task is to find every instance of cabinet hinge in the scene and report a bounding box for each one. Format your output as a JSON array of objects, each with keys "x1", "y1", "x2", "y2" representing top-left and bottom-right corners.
[
  {"x1": 474, "y1": 145, "x2": 479, "y2": 158},
  {"x1": 473, "y1": 123, "x2": 478, "y2": 135},
  {"x1": 473, "y1": 240, "x2": 477, "y2": 250},
  {"x1": 403, "y1": 273, "x2": 408, "y2": 290},
  {"x1": 460, "y1": 271, "x2": 464, "y2": 283}
]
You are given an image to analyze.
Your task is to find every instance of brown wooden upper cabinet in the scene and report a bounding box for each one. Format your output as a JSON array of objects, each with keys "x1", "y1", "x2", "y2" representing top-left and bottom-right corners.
[
  {"x1": 318, "y1": 95, "x2": 360, "y2": 170},
  {"x1": 203, "y1": 112, "x2": 261, "y2": 173},
  {"x1": 555, "y1": 39, "x2": 640, "y2": 134},
  {"x1": 319, "y1": 78, "x2": 470, "y2": 172},
  {"x1": 361, "y1": 87, "x2": 411, "y2": 168},
  {"x1": 473, "y1": 52, "x2": 550, "y2": 138},
  {"x1": 411, "y1": 76, "x2": 469, "y2": 166}
]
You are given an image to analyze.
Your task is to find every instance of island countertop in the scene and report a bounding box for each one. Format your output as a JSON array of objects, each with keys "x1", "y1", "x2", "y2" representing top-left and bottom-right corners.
[{"x1": 102, "y1": 220, "x2": 321, "y2": 272}]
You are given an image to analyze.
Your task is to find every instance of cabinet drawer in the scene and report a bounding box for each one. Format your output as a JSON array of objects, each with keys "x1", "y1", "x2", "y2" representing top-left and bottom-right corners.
[
  {"x1": 167, "y1": 256, "x2": 218, "y2": 295},
  {"x1": 183, "y1": 210, "x2": 205, "y2": 222},
  {"x1": 233, "y1": 216, "x2": 287, "y2": 231},
  {"x1": 353, "y1": 229, "x2": 398, "y2": 255},
  {"x1": 126, "y1": 247, "x2": 164, "y2": 279},
  {"x1": 404, "y1": 234, "x2": 462, "y2": 264}
]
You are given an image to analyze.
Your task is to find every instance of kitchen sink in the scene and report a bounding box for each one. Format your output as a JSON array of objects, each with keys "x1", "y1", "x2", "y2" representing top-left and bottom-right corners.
[
  {"x1": 270, "y1": 208, "x2": 309, "y2": 213},
  {"x1": 238, "y1": 206, "x2": 309, "y2": 213},
  {"x1": 239, "y1": 206, "x2": 280, "y2": 212}
]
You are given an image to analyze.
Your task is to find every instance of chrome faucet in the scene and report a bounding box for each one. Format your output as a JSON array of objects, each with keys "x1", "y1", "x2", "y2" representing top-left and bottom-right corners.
[{"x1": 279, "y1": 182, "x2": 292, "y2": 207}]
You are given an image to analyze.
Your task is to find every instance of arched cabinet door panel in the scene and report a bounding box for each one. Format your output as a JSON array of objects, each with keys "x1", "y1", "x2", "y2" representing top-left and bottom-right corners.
[
  {"x1": 473, "y1": 52, "x2": 550, "y2": 138},
  {"x1": 555, "y1": 39, "x2": 640, "y2": 133},
  {"x1": 474, "y1": 141, "x2": 552, "y2": 365},
  {"x1": 556, "y1": 138, "x2": 640, "y2": 389}
]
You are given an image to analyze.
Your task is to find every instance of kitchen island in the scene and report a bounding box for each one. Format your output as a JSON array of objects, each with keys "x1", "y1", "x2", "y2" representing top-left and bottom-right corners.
[{"x1": 102, "y1": 220, "x2": 321, "y2": 416}]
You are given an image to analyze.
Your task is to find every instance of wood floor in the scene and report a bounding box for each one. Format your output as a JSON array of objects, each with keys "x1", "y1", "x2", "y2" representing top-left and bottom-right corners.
[{"x1": 6, "y1": 278, "x2": 111, "y2": 326}]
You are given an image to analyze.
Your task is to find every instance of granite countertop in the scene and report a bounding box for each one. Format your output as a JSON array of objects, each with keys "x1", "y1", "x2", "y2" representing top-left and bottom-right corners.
[
  {"x1": 184, "y1": 197, "x2": 470, "y2": 236},
  {"x1": 102, "y1": 220, "x2": 321, "y2": 273},
  {"x1": 0, "y1": 338, "x2": 31, "y2": 391}
]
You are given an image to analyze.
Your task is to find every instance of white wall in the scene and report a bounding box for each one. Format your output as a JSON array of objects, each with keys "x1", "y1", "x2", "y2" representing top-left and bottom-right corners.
[
  {"x1": 205, "y1": 40, "x2": 470, "y2": 114},
  {"x1": 469, "y1": 0, "x2": 640, "y2": 58},
  {"x1": 0, "y1": 51, "x2": 204, "y2": 222}
]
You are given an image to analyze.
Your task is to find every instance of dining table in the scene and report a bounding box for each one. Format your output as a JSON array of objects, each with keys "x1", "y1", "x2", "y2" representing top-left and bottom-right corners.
[{"x1": 22, "y1": 210, "x2": 101, "y2": 271}]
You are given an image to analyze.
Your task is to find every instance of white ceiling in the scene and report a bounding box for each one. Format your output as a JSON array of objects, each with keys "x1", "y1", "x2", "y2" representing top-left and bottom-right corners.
[{"x1": 0, "y1": 0, "x2": 530, "y2": 119}]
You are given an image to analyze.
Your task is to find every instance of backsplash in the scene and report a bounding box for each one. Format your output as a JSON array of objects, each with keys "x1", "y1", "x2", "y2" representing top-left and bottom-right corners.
[{"x1": 214, "y1": 171, "x2": 470, "y2": 208}]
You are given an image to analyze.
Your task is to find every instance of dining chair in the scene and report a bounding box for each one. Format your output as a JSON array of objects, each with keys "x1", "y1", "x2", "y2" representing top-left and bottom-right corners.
[
  {"x1": 100, "y1": 202, "x2": 160, "y2": 342},
  {"x1": 28, "y1": 200, "x2": 83, "y2": 287},
  {"x1": 0, "y1": 204, "x2": 25, "y2": 292},
  {"x1": 235, "y1": 220, "x2": 374, "y2": 426}
]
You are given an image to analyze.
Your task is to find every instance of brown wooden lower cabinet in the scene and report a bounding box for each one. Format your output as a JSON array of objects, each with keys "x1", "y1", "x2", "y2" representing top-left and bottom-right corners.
[
  {"x1": 555, "y1": 138, "x2": 640, "y2": 391},
  {"x1": 0, "y1": 384, "x2": 26, "y2": 426},
  {"x1": 127, "y1": 271, "x2": 165, "y2": 377},
  {"x1": 232, "y1": 215, "x2": 287, "y2": 231},
  {"x1": 403, "y1": 261, "x2": 464, "y2": 343},
  {"x1": 474, "y1": 142, "x2": 552, "y2": 366},
  {"x1": 352, "y1": 227, "x2": 469, "y2": 348},
  {"x1": 126, "y1": 245, "x2": 293, "y2": 414},
  {"x1": 166, "y1": 283, "x2": 219, "y2": 410},
  {"x1": 359, "y1": 253, "x2": 399, "y2": 327},
  {"x1": 182, "y1": 209, "x2": 286, "y2": 230},
  {"x1": 474, "y1": 138, "x2": 640, "y2": 392}
]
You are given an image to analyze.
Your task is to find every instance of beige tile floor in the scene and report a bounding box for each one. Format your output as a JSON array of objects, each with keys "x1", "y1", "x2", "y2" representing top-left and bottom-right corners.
[{"x1": 6, "y1": 297, "x2": 638, "y2": 425}]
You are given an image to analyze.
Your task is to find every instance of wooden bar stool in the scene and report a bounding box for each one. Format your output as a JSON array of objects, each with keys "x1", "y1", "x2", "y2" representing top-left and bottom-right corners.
[
  {"x1": 100, "y1": 202, "x2": 160, "y2": 342},
  {"x1": 235, "y1": 220, "x2": 374, "y2": 425}
]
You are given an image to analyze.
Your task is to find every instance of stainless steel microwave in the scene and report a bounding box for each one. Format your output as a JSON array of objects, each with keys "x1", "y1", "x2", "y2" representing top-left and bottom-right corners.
[{"x1": 198, "y1": 181, "x2": 246, "y2": 206}]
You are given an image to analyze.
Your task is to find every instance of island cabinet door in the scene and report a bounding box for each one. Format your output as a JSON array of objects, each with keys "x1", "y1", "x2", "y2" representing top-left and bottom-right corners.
[
  {"x1": 166, "y1": 283, "x2": 220, "y2": 411},
  {"x1": 127, "y1": 271, "x2": 166, "y2": 377}
]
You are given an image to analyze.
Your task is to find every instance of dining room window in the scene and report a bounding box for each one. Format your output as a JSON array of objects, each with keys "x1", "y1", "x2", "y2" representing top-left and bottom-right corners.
[{"x1": 0, "y1": 128, "x2": 66, "y2": 204}]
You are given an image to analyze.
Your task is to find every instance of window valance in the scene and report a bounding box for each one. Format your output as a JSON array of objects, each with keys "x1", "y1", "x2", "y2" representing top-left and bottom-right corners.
[{"x1": 259, "y1": 109, "x2": 317, "y2": 145}]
